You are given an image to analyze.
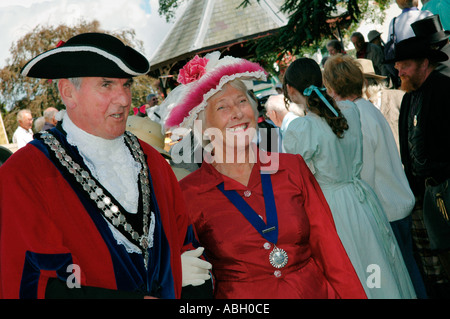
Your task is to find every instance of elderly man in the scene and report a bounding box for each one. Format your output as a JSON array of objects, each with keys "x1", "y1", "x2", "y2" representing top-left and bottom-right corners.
[
  {"x1": 264, "y1": 94, "x2": 304, "y2": 153},
  {"x1": 392, "y1": 36, "x2": 450, "y2": 298},
  {"x1": 265, "y1": 94, "x2": 304, "y2": 134},
  {"x1": 12, "y1": 109, "x2": 33, "y2": 149},
  {"x1": 0, "y1": 33, "x2": 211, "y2": 299},
  {"x1": 42, "y1": 107, "x2": 58, "y2": 130}
]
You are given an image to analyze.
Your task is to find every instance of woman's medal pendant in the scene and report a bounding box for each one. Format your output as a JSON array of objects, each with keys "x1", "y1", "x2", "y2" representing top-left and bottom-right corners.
[{"x1": 269, "y1": 246, "x2": 288, "y2": 269}]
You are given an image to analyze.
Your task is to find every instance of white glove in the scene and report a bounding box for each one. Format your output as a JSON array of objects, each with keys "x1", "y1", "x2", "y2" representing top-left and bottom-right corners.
[{"x1": 181, "y1": 247, "x2": 212, "y2": 287}]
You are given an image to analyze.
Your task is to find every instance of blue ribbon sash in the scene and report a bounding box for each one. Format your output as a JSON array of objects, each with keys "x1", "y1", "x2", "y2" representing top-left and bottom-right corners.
[{"x1": 217, "y1": 173, "x2": 278, "y2": 244}]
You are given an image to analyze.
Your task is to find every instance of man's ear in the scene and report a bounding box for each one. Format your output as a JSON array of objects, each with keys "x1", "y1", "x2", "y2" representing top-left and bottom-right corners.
[{"x1": 58, "y1": 79, "x2": 77, "y2": 109}]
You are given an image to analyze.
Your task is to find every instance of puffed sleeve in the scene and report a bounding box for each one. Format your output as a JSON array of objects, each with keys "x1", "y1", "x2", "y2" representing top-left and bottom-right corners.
[
  {"x1": 282, "y1": 117, "x2": 318, "y2": 174},
  {"x1": 295, "y1": 155, "x2": 367, "y2": 299}
]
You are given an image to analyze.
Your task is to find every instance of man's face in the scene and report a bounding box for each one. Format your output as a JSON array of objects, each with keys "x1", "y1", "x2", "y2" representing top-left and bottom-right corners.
[
  {"x1": 327, "y1": 46, "x2": 338, "y2": 56},
  {"x1": 351, "y1": 36, "x2": 364, "y2": 52},
  {"x1": 66, "y1": 77, "x2": 133, "y2": 139},
  {"x1": 19, "y1": 113, "x2": 33, "y2": 130},
  {"x1": 148, "y1": 96, "x2": 159, "y2": 107},
  {"x1": 395, "y1": 59, "x2": 428, "y2": 92}
]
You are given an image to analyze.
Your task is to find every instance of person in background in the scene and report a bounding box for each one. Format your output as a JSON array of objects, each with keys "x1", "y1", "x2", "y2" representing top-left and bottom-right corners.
[
  {"x1": 326, "y1": 39, "x2": 346, "y2": 56},
  {"x1": 146, "y1": 94, "x2": 164, "y2": 125},
  {"x1": 42, "y1": 107, "x2": 59, "y2": 130},
  {"x1": 389, "y1": 0, "x2": 433, "y2": 44},
  {"x1": 133, "y1": 93, "x2": 159, "y2": 118},
  {"x1": 392, "y1": 36, "x2": 450, "y2": 298},
  {"x1": 265, "y1": 94, "x2": 304, "y2": 131},
  {"x1": 161, "y1": 51, "x2": 367, "y2": 299},
  {"x1": 265, "y1": 94, "x2": 304, "y2": 152},
  {"x1": 12, "y1": 109, "x2": 33, "y2": 149},
  {"x1": 324, "y1": 54, "x2": 427, "y2": 298},
  {"x1": 350, "y1": 32, "x2": 385, "y2": 76},
  {"x1": 368, "y1": 30, "x2": 385, "y2": 52},
  {"x1": 0, "y1": 32, "x2": 211, "y2": 299},
  {"x1": 33, "y1": 116, "x2": 45, "y2": 133},
  {"x1": 384, "y1": 0, "x2": 433, "y2": 88},
  {"x1": 359, "y1": 58, "x2": 405, "y2": 152},
  {"x1": 282, "y1": 57, "x2": 416, "y2": 298}
]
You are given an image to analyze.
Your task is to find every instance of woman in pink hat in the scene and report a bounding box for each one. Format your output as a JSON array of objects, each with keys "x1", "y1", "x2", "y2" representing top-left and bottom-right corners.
[{"x1": 161, "y1": 52, "x2": 366, "y2": 299}]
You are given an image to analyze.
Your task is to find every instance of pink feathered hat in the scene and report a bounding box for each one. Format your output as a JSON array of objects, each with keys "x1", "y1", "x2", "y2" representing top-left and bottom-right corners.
[{"x1": 161, "y1": 51, "x2": 268, "y2": 131}]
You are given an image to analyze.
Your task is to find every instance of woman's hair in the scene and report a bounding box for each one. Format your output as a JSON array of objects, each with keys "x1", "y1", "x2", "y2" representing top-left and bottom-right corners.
[
  {"x1": 283, "y1": 57, "x2": 348, "y2": 138},
  {"x1": 322, "y1": 54, "x2": 364, "y2": 98}
]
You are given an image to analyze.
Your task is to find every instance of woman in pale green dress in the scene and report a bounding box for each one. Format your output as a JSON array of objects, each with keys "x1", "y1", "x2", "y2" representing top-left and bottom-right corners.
[{"x1": 282, "y1": 57, "x2": 415, "y2": 299}]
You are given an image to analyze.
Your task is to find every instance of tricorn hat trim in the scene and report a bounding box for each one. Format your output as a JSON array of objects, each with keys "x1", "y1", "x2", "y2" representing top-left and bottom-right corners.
[{"x1": 21, "y1": 45, "x2": 148, "y2": 77}]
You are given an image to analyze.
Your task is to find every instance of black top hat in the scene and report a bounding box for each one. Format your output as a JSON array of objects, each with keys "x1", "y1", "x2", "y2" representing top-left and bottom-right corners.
[
  {"x1": 384, "y1": 36, "x2": 448, "y2": 64},
  {"x1": 21, "y1": 33, "x2": 150, "y2": 79},
  {"x1": 411, "y1": 14, "x2": 450, "y2": 44}
]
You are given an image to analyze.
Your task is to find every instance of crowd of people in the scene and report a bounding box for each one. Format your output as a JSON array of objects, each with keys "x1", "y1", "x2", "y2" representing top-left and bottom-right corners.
[{"x1": 0, "y1": 0, "x2": 449, "y2": 300}]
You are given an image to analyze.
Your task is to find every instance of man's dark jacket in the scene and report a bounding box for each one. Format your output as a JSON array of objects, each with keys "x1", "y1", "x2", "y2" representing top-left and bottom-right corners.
[{"x1": 399, "y1": 70, "x2": 450, "y2": 197}]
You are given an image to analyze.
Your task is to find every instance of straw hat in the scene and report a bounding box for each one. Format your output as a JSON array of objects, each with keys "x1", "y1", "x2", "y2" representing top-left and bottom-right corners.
[
  {"x1": 356, "y1": 58, "x2": 387, "y2": 80},
  {"x1": 126, "y1": 116, "x2": 170, "y2": 159}
]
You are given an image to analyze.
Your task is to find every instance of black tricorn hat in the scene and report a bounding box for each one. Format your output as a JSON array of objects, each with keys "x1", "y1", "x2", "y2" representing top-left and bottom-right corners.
[
  {"x1": 21, "y1": 32, "x2": 150, "y2": 79},
  {"x1": 384, "y1": 36, "x2": 449, "y2": 64},
  {"x1": 411, "y1": 14, "x2": 450, "y2": 44}
]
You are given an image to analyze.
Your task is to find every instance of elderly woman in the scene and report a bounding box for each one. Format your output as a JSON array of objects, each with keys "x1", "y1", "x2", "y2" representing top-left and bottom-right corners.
[
  {"x1": 160, "y1": 52, "x2": 366, "y2": 299},
  {"x1": 282, "y1": 57, "x2": 416, "y2": 299}
]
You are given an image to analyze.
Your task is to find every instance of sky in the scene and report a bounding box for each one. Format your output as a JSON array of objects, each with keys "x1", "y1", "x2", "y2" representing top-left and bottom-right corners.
[
  {"x1": 0, "y1": 0, "x2": 179, "y2": 68},
  {"x1": 0, "y1": 0, "x2": 404, "y2": 70}
]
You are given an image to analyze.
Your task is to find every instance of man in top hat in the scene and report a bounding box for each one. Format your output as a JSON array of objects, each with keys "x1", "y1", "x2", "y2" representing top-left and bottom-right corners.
[
  {"x1": 392, "y1": 36, "x2": 450, "y2": 298},
  {"x1": 0, "y1": 33, "x2": 211, "y2": 299},
  {"x1": 412, "y1": 14, "x2": 450, "y2": 77}
]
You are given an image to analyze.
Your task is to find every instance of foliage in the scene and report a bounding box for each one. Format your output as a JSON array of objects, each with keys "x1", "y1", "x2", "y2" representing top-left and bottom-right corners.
[
  {"x1": 240, "y1": 0, "x2": 390, "y2": 60},
  {"x1": 0, "y1": 19, "x2": 158, "y2": 142},
  {"x1": 158, "y1": 0, "x2": 391, "y2": 74}
]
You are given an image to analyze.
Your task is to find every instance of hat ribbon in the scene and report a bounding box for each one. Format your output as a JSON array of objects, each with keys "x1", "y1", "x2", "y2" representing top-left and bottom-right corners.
[{"x1": 303, "y1": 85, "x2": 339, "y2": 117}]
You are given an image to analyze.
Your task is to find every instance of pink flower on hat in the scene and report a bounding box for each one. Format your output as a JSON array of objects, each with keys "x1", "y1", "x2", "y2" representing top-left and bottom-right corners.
[{"x1": 177, "y1": 55, "x2": 209, "y2": 85}]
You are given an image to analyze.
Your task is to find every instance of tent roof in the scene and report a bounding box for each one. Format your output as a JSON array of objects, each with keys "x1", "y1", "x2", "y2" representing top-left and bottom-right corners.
[{"x1": 149, "y1": 0, "x2": 288, "y2": 73}]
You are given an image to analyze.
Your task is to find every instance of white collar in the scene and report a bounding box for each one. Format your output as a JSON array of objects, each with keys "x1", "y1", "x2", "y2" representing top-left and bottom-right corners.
[{"x1": 61, "y1": 111, "x2": 141, "y2": 214}]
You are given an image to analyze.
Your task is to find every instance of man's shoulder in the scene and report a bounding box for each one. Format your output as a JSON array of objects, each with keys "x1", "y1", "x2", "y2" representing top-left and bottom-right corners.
[{"x1": 426, "y1": 70, "x2": 450, "y2": 88}]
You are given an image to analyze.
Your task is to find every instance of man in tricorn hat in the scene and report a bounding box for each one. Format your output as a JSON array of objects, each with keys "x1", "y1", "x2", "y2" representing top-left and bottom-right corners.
[
  {"x1": 392, "y1": 36, "x2": 450, "y2": 298},
  {"x1": 0, "y1": 33, "x2": 211, "y2": 299}
]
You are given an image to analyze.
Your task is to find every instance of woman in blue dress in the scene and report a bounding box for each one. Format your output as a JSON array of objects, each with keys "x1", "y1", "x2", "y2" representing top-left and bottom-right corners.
[{"x1": 282, "y1": 57, "x2": 415, "y2": 299}]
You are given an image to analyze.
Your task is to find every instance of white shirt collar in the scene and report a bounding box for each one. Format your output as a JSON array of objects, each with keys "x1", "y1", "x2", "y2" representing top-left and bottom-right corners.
[{"x1": 61, "y1": 111, "x2": 141, "y2": 214}]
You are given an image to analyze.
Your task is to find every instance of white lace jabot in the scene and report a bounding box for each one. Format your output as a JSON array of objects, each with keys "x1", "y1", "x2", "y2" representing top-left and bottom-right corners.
[{"x1": 61, "y1": 111, "x2": 141, "y2": 214}]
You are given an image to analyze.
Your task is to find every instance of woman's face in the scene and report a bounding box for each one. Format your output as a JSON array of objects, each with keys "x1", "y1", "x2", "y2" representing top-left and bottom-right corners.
[{"x1": 204, "y1": 83, "x2": 256, "y2": 154}]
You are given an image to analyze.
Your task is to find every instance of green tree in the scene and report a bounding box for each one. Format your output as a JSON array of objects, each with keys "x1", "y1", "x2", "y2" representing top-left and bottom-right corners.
[
  {"x1": 0, "y1": 19, "x2": 158, "y2": 143},
  {"x1": 157, "y1": 0, "x2": 391, "y2": 73}
]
